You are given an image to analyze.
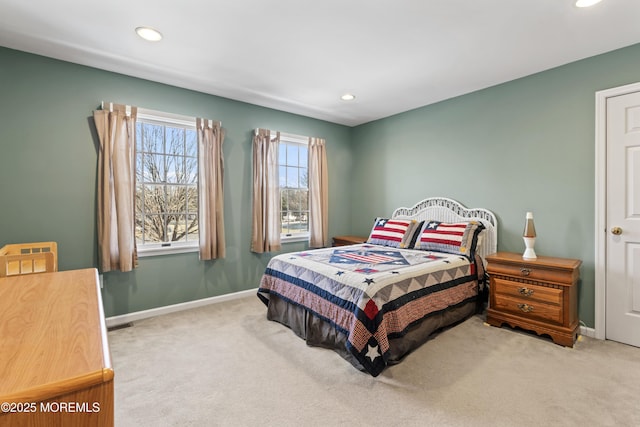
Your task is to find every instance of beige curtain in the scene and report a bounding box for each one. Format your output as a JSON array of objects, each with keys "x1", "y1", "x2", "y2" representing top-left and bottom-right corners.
[
  {"x1": 251, "y1": 129, "x2": 281, "y2": 253},
  {"x1": 308, "y1": 137, "x2": 329, "y2": 248},
  {"x1": 197, "y1": 118, "x2": 226, "y2": 260},
  {"x1": 93, "y1": 104, "x2": 138, "y2": 272}
]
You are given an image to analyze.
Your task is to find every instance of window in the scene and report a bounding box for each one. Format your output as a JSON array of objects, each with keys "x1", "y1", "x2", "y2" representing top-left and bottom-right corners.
[
  {"x1": 135, "y1": 111, "x2": 199, "y2": 255},
  {"x1": 278, "y1": 134, "x2": 309, "y2": 242}
]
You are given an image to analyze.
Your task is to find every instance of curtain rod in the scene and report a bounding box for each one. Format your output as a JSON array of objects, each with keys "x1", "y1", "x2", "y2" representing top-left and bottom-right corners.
[
  {"x1": 195, "y1": 117, "x2": 222, "y2": 129},
  {"x1": 101, "y1": 101, "x2": 221, "y2": 127},
  {"x1": 254, "y1": 128, "x2": 313, "y2": 142},
  {"x1": 100, "y1": 101, "x2": 131, "y2": 116}
]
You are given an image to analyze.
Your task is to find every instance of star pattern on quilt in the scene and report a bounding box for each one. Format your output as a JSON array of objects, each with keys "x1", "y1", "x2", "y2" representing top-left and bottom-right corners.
[
  {"x1": 335, "y1": 271, "x2": 345, "y2": 276},
  {"x1": 365, "y1": 344, "x2": 380, "y2": 361},
  {"x1": 363, "y1": 278, "x2": 374, "y2": 285}
]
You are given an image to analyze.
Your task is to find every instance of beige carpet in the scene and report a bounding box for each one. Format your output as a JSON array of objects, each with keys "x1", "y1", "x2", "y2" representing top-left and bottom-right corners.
[{"x1": 108, "y1": 296, "x2": 640, "y2": 427}]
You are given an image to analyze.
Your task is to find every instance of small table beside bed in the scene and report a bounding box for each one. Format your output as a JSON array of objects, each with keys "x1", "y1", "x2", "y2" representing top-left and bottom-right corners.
[{"x1": 257, "y1": 197, "x2": 498, "y2": 376}]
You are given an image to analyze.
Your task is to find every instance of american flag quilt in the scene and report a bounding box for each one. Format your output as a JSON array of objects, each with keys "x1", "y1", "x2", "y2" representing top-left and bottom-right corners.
[{"x1": 257, "y1": 244, "x2": 481, "y2": 377}]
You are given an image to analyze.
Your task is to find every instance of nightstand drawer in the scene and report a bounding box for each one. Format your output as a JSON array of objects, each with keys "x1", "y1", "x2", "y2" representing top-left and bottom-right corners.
[
  {"x1": 493, "y1": 294, "x2": 563, "y2": 324},
  {"x1": 487, "y1": 262, "x2": 575, "y2": 284},
  {"x1": 332, "y1": 235, "x2": 367, "y2": 246},
  {"x1": 493, "y1": 278, "x2": 562, "y2": 306}
]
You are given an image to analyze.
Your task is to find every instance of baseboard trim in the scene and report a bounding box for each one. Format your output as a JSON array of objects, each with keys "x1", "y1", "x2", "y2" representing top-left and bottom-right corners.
[
  {"x1": 106, "y1": 294, "x2": 600, "y2": 339},
  {"x1": 579, "y1": 325, "x2": 596, "y2": 339},
  {"x1": 105, "y1": 288, "x2": 257, "y2": 328}
]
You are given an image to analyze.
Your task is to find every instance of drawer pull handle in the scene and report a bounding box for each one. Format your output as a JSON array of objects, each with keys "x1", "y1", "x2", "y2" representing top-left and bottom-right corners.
[
  {"x1": 520, "y1": 268, "x2": 531, "y2": 277},
  {"x1": 518, "y1": 287, "x2": 534, "y2": 297},
  {"x1": 517, "y1": 303, "x2": 534, "y2": 313}
]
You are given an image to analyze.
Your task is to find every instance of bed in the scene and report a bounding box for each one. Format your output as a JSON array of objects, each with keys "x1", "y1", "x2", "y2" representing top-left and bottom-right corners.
[{"x1": 257, "y1": 197, "x2": 497, "y2": 376}]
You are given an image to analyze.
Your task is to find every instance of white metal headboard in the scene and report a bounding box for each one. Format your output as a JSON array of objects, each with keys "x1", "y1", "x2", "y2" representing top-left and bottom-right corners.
[{"x1": 392, "y1": 197, "x2": 498, "y2": 263}]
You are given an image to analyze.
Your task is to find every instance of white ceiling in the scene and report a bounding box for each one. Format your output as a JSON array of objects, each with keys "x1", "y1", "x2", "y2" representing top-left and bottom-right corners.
[{"x1": 1, "y1": 0, "x2": 639, "y2": 126}]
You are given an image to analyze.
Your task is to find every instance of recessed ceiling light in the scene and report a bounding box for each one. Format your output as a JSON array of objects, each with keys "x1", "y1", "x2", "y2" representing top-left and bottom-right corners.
[
  {"x1": 575, "y1": 0, "x2": 602, "y2": 7},
  {"x1": 135, "y1": 26, "x2": 163, "y2": 42},
  {"x1": 341, "y1": 93, "x2": 356, "y2": 101}
]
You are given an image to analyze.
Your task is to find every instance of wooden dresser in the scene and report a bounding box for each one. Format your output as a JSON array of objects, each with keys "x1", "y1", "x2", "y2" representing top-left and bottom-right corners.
[
  {"x1": 485, "y1": 252, "x2": 581, "y2": 347},
  {"x1": 0, "y1": 268, "x2": 114, "y2": 426},
  {"x1": 332, "y1": 235, "x2": 367, "y2": 246}
]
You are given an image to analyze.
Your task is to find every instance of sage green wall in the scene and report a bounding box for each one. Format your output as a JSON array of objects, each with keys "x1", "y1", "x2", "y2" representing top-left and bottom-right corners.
[
  {"x1": 3, "y1": 43, "x2": 640, "y2": 325},
  {"x1": 0, "y1": 47, "x2": 353, "y2": 317},
  {"x1": 350, "y1": 43, "x2": 640, "y2": 328}
]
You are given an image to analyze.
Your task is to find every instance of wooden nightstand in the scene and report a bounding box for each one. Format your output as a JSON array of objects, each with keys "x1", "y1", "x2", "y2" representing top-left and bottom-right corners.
[
  {"x1": 332, "y1": 235, "x2": 367, "y2": 246},
  {"x1": 485, "y1": 252, "x2": 581, "y2": 347}
]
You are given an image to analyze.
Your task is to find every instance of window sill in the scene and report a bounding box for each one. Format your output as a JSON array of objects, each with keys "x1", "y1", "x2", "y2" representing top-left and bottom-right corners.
[
  {"x1": 281, "y1": 234, "x2": 309, "y2": 244},
  {"x1": 137, "y1": 244, "x2": 199, "y2": 257}
]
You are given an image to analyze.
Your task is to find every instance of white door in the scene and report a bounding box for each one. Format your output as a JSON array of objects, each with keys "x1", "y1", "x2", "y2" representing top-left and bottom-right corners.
[{"x1": 606, "y1": 91, "x2": 640, "y2": 347}]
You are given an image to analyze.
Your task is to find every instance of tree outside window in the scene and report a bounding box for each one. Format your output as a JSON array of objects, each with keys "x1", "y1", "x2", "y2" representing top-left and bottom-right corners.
[{"x1": 135, "y1": 121, "x2": 199, "y2": 248}]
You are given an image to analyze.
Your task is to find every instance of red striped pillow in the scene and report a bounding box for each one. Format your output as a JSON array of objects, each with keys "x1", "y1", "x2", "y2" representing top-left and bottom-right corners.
[
  {"x1": 366, "y1": 218, "x2": 419, "y2": 248},
  {"x1": 413, "y1": 220, "x2": 484, "y2": 257}
]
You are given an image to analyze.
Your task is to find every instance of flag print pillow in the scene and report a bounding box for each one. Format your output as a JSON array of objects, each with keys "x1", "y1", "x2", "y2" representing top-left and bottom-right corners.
[
  {"x1": 366, "y1": 218, "x2": 420, "y2": 248},
  {"x1": 413, "y1": 220, "x2": 485, "y2": 258}
]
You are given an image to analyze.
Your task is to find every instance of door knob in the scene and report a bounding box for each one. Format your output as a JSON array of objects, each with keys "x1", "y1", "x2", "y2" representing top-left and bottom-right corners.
[{"x1": 611, "y1": 227, "x2": 623, "y2": 235}]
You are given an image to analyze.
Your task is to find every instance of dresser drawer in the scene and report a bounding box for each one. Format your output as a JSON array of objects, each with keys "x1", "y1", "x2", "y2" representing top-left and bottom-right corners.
[
  {"x1": 493, "y1": 278, "x2": 562, "y2": 305},
  {"x1": 493, "y1": 294, "x2": 563, "y2": 324},
  {"x1": 487, "y1": 262, "x2": 575, "y2": 285}
]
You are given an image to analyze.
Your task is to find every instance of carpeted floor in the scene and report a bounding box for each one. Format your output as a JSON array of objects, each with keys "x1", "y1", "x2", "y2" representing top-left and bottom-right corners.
[{"x1": 108, "y1": 295, "x2": 640, "y2": 426}]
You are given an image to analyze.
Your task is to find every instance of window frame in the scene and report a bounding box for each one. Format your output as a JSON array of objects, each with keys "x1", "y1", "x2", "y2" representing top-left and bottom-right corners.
[
  {"x1": 135, "y1": 108, "x2": 200, "y2": 257},
  {"x1": 277, "y1": 132, "x2": 310, "y2": 244}
]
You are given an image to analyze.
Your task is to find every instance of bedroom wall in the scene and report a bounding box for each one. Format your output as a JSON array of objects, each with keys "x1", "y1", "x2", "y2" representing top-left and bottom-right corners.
[
  {"x1": 3, "y1": 43, "x2": 639, "y2": 326},
  {"x1": 349, "y1": 42, "x2": 640, "y2": 328},
  {"x1": 0, "y1": 47, "x2": 353, "y2": 317}
]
